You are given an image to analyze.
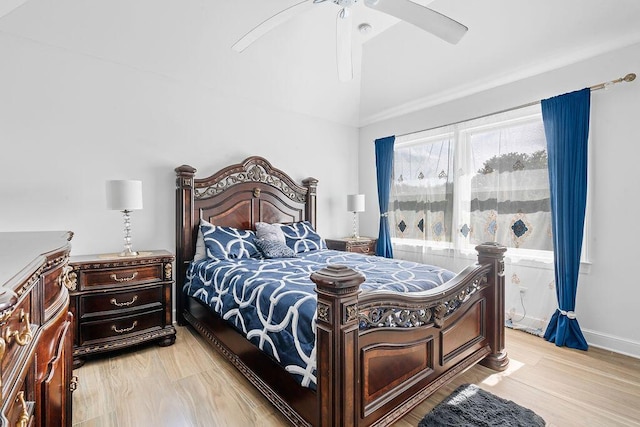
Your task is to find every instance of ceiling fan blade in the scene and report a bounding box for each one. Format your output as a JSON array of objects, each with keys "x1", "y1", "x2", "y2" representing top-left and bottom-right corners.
[
  {"x1": 364, "y1": 0, "x2": 467, "y2": 44},
  {"x1": 336, "y1": 8, "x2": 353, "y2": 82},
  {"x1": 0, "y1": 0, "x2": 29, "y2": 20},
  {"x1": 232, "y1": 0, "x2": 315, "y2": 52}
]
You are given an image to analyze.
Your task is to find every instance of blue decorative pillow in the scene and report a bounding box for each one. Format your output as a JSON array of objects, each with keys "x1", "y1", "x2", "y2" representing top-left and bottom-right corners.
[
  {"x1": 279, "y1": 221, "x2": 326, "y2": 254},
  {"x1": 254, "y1": 238, "x2": 297, "y2": 259},
  {"x1": 200, "y1": 220, "x2": 259, "y2": 260}
]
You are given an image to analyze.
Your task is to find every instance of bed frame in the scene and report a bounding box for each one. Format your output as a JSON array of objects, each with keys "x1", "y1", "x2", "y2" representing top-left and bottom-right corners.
[{"x1": 175, "y1": 156, "x2": 508, "y2": 427}]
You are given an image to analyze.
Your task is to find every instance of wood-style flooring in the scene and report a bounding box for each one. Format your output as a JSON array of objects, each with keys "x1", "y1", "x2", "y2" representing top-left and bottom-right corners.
[{"x1": 72, "y1": 326, "x2": 640, "y2": 427}]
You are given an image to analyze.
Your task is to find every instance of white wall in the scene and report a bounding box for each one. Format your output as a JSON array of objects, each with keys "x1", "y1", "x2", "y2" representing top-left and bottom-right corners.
[
  {"x1": 359, "y1": 42, "x2": 640, "y2": 358},
  {"x1": 0, "y1": 32, "x2": 358, "y2": 256}
]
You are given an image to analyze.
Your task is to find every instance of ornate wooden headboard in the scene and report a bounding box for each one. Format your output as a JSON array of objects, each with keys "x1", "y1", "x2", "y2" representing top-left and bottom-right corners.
[{"x1": 174, "y1": 156, "x2": 318, "y2": 323}]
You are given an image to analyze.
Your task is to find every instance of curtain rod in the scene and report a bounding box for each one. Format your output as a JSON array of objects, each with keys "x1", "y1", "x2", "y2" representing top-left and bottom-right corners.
[{"x1": 396, "y1": 72, "x2": 636, "y2": 138}]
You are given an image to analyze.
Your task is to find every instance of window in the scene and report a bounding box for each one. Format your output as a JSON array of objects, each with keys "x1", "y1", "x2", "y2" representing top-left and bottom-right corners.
[{"x1": 391, "y1": 105, "x2": 554, "y2": 260}]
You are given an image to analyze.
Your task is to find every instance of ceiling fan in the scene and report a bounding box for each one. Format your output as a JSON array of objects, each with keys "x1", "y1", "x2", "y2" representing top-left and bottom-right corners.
[
  {"x1": 0, "y1": 0, "x2": 30, "y2": 20},
  {"x1": 232, "y1": 0, "x2": 468, "y2": 82}
]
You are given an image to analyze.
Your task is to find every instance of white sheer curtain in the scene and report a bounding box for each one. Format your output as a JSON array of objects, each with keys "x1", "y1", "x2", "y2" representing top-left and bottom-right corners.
[
  {"x1": 391, "y1": 132, "x2": 454, "y2": 245},
  {"x1": 462, "y1": 112, "x2": 554, "y2": 255}
]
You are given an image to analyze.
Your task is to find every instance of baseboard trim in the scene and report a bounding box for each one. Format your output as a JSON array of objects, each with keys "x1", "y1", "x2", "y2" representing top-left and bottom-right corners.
[
  {"x1": 505, "y1": 314, "x2": 640, "y2": 359},
  {"x1": 581, "y1": 329, "x2": 640, "y2": 359}
]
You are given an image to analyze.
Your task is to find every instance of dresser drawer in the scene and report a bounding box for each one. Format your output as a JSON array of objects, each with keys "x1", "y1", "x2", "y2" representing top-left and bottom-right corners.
[
  {"x1": 4, "y1": 389, "x2": 34, "y2": 427},
  {"x1": 78, "y1": 309, "x2": 164, "y2": 346},
  {"x1": 42, "y1": 260, "x2": 68, "y2": 323},
  {"x1": 77, "y1": 264, "x2": 163, "y2": 291},
  {"x1": 1, "y1": 295, "x2": 35, "y2": 381},
  {"x1": 79, "y1": 286, "x2": 164, "y2": 320}
]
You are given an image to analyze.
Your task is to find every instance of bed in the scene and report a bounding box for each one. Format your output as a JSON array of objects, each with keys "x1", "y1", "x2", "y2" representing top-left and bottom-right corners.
[{"x1": 175, "y1": 156, "x2": 508, "y2": 427}]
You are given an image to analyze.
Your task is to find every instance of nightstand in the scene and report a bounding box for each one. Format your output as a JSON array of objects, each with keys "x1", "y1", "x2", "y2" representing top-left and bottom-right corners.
[
  {"x1": 67, "y1": 250, "x2": 176, "y2": 368},
  {"x1": 325, "y1": 237, "x2": 377, "y2": 255}
]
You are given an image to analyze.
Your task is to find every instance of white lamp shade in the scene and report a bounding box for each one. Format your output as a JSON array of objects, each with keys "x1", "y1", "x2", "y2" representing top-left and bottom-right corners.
[
  {"x1": 106, "y1": 180, "x2": 143, "y2": 210},
  {"x1": 347, "y1": 194, "x2": 365, "y2": 213}
]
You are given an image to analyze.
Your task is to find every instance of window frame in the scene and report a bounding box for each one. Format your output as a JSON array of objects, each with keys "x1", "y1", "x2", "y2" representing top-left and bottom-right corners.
[{"x1": 391, "y1": 105, "x2": 591, "y2": 265}]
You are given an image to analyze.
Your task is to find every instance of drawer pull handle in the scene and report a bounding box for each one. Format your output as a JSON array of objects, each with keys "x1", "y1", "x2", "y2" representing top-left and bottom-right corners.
[
  {"x1": 4, "y1": 310, "x2": 33, "y2": 347},
  {"x1": 110, "y1": 295, "x2": 138, "y2": 307},
  {"x1": 362, "y1": 247, "x2": 370, "y2": 253},
  {"x1": 111, "y1": 321, "x2": 138, "y2": 334},
  {"x1": 110, "y1": 272, "x2": 138, "y2": 283},
  {"x1": 70, "y1": 375, "x2": 79, "y2": 392},
  {"x1": 16, "y1": 391, "x2": 29, "y2": 427}
]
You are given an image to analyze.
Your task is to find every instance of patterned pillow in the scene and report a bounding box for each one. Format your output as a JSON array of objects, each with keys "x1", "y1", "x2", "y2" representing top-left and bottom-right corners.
[
  {"x1": 255, "y1": 222, "x2": 286, "y2": 243},
  {"x1": 280, "y1": 221, "x2": 326, "y2": 254},
  {"x1": 254, "y1": 238, "x2": 297, "y2": 259},
  {"x1": 200, "y1": 220, "x2": 259, "y2": 260}
]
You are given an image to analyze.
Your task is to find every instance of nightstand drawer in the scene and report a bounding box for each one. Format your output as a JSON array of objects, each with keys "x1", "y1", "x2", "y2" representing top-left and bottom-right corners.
[
  {"x1": 79, "y1": 286, "x2": 163, "y2": 320},
  {"x1": 79, "y1": 309, "x2": 163, "y2": 346},
  {"x1": 326, "y1": 237, "x2": 377, "y2": 255},
  {"x1": 78, "y1": 264, "x2": 163, "y2": 290},
  {"x1": 347, "y1": 241, "x2": 375, "y2": 255}
]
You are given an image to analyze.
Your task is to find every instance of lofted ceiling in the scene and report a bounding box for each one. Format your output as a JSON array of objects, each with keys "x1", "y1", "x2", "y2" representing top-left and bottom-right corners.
[{"x1": 1, "y1": 0, "x2": 640, "y2": 128}]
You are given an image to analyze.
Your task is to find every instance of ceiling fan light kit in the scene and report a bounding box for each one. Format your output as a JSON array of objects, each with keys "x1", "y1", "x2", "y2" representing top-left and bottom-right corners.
[
  {"x1": 233, "y1": 0, "x2": 468, "y2": 81},
  {"x1": 358, "y1": 23, "x2": 372, "y2": 35}
]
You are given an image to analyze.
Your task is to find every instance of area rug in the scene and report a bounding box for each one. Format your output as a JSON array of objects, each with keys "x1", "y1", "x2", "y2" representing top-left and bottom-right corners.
[{"x1": 418, "y1": 384, "x2": 545, "y2": 427}]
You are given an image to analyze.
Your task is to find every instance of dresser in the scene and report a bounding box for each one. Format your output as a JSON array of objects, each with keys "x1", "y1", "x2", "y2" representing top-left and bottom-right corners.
[
  {"x1": 325, "y1": 237, "x2": 377, "y2": 255},
  {"x1": 67, "y1": 250, "x2": 176, "y2": 368},
  {"x1": 0, "y1": 231, "x2": 74, "y2": 427}
]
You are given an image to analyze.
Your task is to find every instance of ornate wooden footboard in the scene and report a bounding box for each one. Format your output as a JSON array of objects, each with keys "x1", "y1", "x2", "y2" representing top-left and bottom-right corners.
[
  {"x1": 312, "y1": 243, "x2": 507, "y2": 426},
  {"x1": 175, "y1": 156, "x2": 508, "y2": 426}
]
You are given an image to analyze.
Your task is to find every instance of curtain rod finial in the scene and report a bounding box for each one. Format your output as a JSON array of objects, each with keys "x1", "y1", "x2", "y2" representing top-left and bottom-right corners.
[{"x1": 624, "y1": 73, "x2": 636, "y2": 82}]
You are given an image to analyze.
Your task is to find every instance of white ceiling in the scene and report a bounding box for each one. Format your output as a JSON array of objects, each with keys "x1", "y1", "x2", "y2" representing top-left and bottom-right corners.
[
  {"x1": 1, "y1": 0, "x2": 640, "y2": 128},
  {"x1": 360, "y1": 0, "x2": 640, "y2": 124}
]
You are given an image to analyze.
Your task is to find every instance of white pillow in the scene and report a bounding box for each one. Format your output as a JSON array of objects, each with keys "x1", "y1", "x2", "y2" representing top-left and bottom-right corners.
[
  {"x1": 255, "y1": 222, "x2": 286, "y2": 243},
  {"x1": 193, "y1": 219, "x2": 208, "y2": 261}
]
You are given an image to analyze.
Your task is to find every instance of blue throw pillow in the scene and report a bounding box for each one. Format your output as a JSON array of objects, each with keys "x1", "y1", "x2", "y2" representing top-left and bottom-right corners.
[
  {"x1": 279, "y1": 221, "x2": 326, "y2": 254},
  {"x1": 254, "y1": 238, "x2": 297, "y2": 259},
  {"x1": 200, "y1": 220, "x2": 259, "y2": 260}
]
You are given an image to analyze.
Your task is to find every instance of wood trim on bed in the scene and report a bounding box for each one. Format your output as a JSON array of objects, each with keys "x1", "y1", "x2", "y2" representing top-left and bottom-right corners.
[{"x1": 174, "y1": 156, "x2": 508, "y2": 426}]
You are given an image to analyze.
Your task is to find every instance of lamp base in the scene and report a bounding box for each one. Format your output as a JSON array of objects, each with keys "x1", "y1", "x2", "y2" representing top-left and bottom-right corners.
[
  {"x1": 119, "y1": 249, "x2": 139, "y2": 257},
  {"x1": 119, "y1": 210, "x2": 139, "y2": 257},
  {"x1": 351, "y1": 211, "x2": 360, "y2": 240}
]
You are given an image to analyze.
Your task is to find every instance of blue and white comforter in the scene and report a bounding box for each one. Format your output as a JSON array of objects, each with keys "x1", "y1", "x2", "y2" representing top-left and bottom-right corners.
[{"x1": 183, "y1": 249, "x2": 454, "y2": 389}]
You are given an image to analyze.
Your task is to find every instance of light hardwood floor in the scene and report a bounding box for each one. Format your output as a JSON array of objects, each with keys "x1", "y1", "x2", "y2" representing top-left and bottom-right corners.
[{"x1": 72, "y1": 326, "x2": 640, "y2": 427}]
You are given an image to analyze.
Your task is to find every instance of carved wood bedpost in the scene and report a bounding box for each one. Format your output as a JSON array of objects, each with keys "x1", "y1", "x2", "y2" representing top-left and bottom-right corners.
[
  {"x1": 302, "y1": 177, "x2": 318, "y2": 229},
  {"x1": 476, "y1": 242, "x2": 509, "y2": 371},
  {"x1": 175, "y1": 165, "x2": 197, "y2": 326},
  {"x1": 311, "y1": 265, "x2": 365, "y2": 427}
]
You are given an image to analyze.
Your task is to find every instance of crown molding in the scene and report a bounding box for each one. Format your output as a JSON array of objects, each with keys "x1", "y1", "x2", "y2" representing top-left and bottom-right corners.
[{"x1": 359, "y1": 31, "x2": 640, "y2": 128}]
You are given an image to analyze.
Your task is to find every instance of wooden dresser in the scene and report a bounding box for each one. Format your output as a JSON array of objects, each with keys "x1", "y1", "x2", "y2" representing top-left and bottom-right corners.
[
  {"x1": 325, "y1": 237, "x2": 377, "y2": 255},
  {"x1": 68, "y1": 250, "x2": 176, "y2": 368},
  {"x1": 0, "y1": 231, "x2": 74, "y2": 427}
]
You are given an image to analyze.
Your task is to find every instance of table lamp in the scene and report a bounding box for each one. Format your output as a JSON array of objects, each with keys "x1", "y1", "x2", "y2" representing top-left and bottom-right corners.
[
  {"x1": 347, "y1": 194, "x2": 365, "y2": 239},
  {"x1": 106, "y1": 180, "x2": 143, "y2": 256}
]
